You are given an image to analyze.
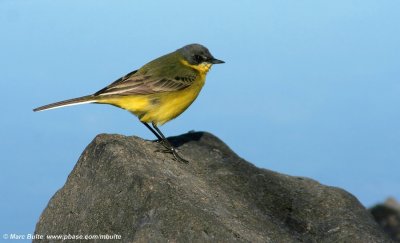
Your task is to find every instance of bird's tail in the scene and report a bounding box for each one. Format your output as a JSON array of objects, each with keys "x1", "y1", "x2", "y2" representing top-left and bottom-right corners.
[{"x1": 33, "y1": 95, "x2": 97, "y2": 112}]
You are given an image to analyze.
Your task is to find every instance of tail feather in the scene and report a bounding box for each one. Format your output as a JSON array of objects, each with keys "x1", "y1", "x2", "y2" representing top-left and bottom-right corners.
[{"x1": 33, "y1": 95, "x2": 96, "y2": 112}]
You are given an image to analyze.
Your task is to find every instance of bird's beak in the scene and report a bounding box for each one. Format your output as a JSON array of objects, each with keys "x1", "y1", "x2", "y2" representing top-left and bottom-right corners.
[{"x1": 209, "y1": 58, "x2": 225, "y2": 64}]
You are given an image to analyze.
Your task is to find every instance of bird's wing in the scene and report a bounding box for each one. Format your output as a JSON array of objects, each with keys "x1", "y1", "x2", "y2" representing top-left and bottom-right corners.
[{"x1": 94, "y1": 67, "x2": 198, "y2": 96}]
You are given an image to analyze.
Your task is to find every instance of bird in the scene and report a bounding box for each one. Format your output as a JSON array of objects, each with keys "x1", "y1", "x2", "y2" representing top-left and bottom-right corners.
[{"x1": 33, "y1": 44, "x2": 224, "y2": 163}]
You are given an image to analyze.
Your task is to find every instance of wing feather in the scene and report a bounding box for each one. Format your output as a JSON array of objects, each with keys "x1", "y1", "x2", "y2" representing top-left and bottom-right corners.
[{"x1": 94, "y1": 66, "x2": 198, "y2": 96}]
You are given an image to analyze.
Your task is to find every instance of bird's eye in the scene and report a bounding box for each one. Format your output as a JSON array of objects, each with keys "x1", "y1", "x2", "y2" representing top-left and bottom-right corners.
[{"x1": 193, "y1": 55, "x2": 203, "y2": 63}]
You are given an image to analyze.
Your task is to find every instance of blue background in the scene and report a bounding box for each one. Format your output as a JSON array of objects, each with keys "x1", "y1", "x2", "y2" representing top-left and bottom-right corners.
[{"x1": 1, "y1": 0, "x2": 399, "y2": 237}]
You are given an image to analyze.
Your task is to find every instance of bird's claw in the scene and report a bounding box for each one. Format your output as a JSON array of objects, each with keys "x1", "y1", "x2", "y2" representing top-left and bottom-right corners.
[{"x1": 154, "y1": 146, "x2": 188, "y2": 163}]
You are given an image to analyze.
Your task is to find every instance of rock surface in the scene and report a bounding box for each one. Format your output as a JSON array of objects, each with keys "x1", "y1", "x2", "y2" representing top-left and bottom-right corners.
[
  {"x1": 35, "y1": 132, "x2": 392, "y2": 242},
  {"x1": 370, "y1": 198, "x2": 400, "y2": 242}
]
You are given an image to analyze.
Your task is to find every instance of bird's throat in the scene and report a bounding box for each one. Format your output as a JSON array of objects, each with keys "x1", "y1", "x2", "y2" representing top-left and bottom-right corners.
[{"x1": 180, "y1": 60, "x2": 212, "y2": 75}]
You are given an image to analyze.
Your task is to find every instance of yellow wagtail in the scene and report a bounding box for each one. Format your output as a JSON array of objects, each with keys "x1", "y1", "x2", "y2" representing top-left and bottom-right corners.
[{"x1": 33, "y1": 44, "x2": 224, "y2": 162}]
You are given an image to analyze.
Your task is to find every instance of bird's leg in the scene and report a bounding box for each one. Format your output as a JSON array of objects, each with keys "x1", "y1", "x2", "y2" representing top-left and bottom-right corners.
[
  {"x1": 141, "y1": 122, "x2": 172, "y2": 152},
  {"x1": 151, "y1": 122, "x2": 188, "y2": 163},
  {"x1": 141, "y1": 122, "x2": 163, "y2": 142}
]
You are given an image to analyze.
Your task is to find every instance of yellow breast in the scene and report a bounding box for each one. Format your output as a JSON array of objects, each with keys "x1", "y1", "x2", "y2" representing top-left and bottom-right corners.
[
  {"x1": 98, "y1": 75, "x2": 206, "y2": 125},
  {"x1": 139, "y1": 75, "x2": 206, "y2": 125}
]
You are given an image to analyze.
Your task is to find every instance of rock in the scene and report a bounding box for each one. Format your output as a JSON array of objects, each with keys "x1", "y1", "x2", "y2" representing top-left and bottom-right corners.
[
  {"x1": 370, "y1": 197, "x2": 400, "y2": 242},
  {"x1": 35, "y1": 132, "x2": 392, "y2": 242}
]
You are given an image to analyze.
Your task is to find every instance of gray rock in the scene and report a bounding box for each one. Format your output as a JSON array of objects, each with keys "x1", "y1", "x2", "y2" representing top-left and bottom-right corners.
[
  {"x1": 35, "y1": 132, "x2": 392, "y2": 242},
  {"x1": 370, "y1": 198, "x2": 400, "y2": 242}
]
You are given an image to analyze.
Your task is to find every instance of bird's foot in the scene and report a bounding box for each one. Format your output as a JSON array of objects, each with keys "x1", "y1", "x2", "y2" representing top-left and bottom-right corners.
[
  {"x1": 154, "y1": 146, "x2": 188, "y2": 163},
  {"x1": 171, "y1": 148, "x2": 188, "y2": 163}
]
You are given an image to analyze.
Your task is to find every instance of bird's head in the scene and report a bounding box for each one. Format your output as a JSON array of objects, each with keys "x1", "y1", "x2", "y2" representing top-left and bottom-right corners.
[{"x1": 178, "y1": 44, "x2": 224, "y2": 69}]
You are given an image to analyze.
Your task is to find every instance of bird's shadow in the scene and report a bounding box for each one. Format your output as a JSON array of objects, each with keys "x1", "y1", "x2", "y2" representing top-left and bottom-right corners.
[{"x1": 166, "y1": 131, "x2": 204, "y2": 148}]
